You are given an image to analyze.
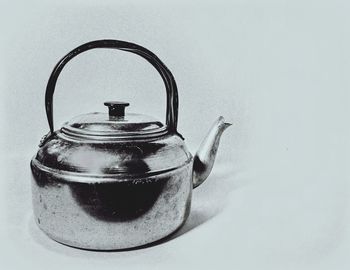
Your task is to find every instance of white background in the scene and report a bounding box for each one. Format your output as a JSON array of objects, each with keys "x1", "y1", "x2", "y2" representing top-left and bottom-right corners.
[{"x1": 0, "y1": 0, "x2": 349, "y2": 269}]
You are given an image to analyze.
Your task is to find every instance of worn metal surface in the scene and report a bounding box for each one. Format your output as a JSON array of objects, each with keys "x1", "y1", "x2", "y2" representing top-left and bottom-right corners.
[
  {"x1": 31, "y1": 160, "x2": 192, "y2": 250},
  {"x1": 31, "y1": 39, "x2": 230, "y2": 250},
  {"x1": 193, "y1": 116, "x2": 232, "y2": 188},
  {"x1": 31, "y1": 125, "x2": 193, "y2": 249},
  {"x1": 34, "y1": 132, "x2": 191, "y2": 176}
]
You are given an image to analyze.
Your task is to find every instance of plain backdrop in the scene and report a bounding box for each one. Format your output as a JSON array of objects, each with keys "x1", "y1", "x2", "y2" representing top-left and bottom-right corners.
[{"x1": 0, "y1": 0, "x2": 349, "y2": 269}]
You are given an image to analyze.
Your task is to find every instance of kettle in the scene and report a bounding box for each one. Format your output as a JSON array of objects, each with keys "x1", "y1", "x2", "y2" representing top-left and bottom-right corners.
[{"x1": 31, "y1": 39, "x2": 231, "y2": 250}]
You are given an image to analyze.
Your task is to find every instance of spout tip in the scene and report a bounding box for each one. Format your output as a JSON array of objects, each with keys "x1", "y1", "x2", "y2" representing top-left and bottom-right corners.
[{"x1": 217, "y1": 116, "x2": 232, "y2": 130}]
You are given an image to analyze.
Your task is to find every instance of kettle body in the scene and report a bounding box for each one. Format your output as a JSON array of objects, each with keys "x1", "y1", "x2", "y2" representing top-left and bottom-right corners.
[{"x1": 31, "y1": 135, "x2": 193, "y2": 250}]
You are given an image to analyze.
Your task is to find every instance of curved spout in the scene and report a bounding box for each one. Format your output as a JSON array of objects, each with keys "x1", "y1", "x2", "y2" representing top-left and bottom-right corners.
[{"x1": 193, "y1": 116, "x2": 231, "y2": 188}]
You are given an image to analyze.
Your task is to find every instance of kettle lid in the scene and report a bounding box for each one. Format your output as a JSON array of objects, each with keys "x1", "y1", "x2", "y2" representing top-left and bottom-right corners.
[{"x1": 61, "y1": 101, "x2": 167, "y2": 139}]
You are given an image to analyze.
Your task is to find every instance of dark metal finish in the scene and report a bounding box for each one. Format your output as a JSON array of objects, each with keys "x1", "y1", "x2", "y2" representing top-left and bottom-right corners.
[
  {"x1": 45, "y1": 39, "x2": 179, "y2": 134},
  {"x1": 104, "y1": 101, "x2": 130, "y2": 117},
  {"x1": 31, "y1": 161, "x2": 192, "y2": 250},
  {"x1": 31, "y1": 39, "x2": 231, "y2": 250}
]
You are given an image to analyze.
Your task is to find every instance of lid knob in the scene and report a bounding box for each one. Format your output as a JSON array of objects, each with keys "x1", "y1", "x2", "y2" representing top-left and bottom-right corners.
[{"x1": 104, "y1": 101, "x2": 130, "y2": 117}]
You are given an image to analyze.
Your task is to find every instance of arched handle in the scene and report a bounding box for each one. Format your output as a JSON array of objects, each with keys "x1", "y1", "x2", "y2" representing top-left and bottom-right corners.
[{"x1": 45, "y1": 39, "x2": 178, "y2": 134}]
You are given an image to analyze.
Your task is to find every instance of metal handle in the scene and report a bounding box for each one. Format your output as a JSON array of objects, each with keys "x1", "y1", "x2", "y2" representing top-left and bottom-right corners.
[{"x1": 45, "y1": 39, "x2": 179, "y2": 134}]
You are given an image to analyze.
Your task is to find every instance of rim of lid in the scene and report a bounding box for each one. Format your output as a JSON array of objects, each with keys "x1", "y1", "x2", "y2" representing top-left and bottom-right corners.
[{"x1": 60, "y1": 112, "x2": 168, "y2": 140}]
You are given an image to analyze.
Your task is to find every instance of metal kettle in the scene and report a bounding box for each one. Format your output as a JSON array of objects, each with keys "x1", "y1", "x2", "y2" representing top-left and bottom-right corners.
[{"x1": 31, "y1": 39, "x2": 231, "y2": 250}]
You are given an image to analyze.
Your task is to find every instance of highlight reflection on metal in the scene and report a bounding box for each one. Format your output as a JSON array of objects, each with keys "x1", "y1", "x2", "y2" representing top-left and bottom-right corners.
[
  {"x1": 31, "y1": 39, "x2": 231, "y2": 250},
  {"x1": 193, "y1": 117, "x2": 232, "y2": 188}
]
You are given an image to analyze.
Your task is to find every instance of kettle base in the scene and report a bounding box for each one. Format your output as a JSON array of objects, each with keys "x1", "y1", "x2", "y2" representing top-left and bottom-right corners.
[{"x1": 38, "y1": 217, "x2": 188, "y2": 251}]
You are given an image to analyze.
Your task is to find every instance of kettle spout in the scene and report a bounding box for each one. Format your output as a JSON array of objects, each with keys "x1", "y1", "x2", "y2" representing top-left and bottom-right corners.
[{"x1": 193, "y1": 116, "x2": 231, "y2": 188}]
